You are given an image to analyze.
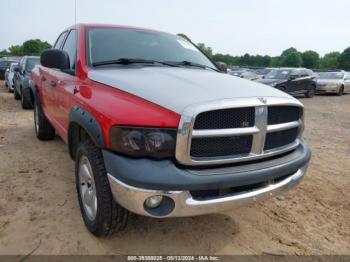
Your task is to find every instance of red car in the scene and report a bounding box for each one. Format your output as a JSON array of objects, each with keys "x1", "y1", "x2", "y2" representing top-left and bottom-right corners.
[{"x1": 31, "y1": 24, "x2": 311, "y2": 237}]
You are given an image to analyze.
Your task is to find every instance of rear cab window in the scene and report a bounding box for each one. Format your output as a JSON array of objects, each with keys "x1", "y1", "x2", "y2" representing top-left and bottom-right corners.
[
  {"x1": 54, "y1": 31, "x2": 68, "y2": 49},
  {"x1": 61, "y1": 30, "x2": 77, "y2": 70}
]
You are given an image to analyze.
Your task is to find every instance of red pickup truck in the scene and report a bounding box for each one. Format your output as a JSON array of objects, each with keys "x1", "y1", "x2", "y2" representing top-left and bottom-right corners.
[{"x1": 31, "y1": 24, "x2": 311, "y2": 237}]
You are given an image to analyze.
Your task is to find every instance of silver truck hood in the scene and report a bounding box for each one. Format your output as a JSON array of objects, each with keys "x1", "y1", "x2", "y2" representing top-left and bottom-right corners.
[{"x1": 88, "y1": 67, "x2": 294, "y2": 114}]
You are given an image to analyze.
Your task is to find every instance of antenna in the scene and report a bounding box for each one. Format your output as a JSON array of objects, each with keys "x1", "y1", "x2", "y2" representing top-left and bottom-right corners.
[{"x1": 75, "y1": 0, "x2": 77, "y2": 27}]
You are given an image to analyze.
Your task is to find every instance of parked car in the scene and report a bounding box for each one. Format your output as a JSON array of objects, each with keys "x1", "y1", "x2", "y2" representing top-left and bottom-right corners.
[
  {"x1": 32, "y1": 24, "x2": 311, "y2": 237},
  {"x1": 254, "y1": 68, "x2": 274, "y2": 79},
  {"x1": 229, "y1": 69, "x2": 259, "y2": 81},
  {"x1": 13, "y1": 56, "x2": 40, "y2": 109},
  {"x1": 258, "y1": 68, "x2": 316, "y2": 98},
  {"x1": 316, "y1": 71, "x2": 350, "y2": 96},
  {"x1": 4, "y1": 62, "x2": 19, "y2": 92},
  {"x1": 0, "y1": 57, "x2": 21, "y2": 80}
]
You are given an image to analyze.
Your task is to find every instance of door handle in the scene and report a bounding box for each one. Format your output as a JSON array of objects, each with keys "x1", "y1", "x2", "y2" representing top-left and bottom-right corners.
[
  {"x1": 73, "y1": 86, "x2": 79, "y2": 95},
  {"x1": 49, "y1": 80, "x2": 57, "y2": 87}
]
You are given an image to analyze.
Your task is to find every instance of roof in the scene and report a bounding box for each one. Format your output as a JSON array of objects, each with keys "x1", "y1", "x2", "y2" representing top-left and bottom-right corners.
[{"x1": 64, "y1": 23, "x2": 165, "y2": 34}]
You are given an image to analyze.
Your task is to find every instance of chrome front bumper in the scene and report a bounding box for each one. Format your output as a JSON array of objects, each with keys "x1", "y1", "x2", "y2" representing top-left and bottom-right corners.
[{"x1": 107, "y1": 165, "x2": 308, "y2": 218}]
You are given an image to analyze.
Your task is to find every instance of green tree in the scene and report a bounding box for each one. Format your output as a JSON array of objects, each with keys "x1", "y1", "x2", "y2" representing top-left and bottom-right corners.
[
  {"x1": 261, "y1": 55, "x2": 272, "y2": 67},
  {"x1": 270, "y1": 57, "x2": 280, "y2": 67},
  {"x1": 338, "y1": 47, "x2": 350, "y2": 71},
  {"x1": 0, "y1": 49, "x2": 9, "y2": 55},
  {"x1": 240, "y1": 53, "x2": 251, "y2": 65},
  {"x1": 280, "y1": 47, "x2": 298, "y2": 57},
  {"x1": 23, "y1": 39, "x2": 52, "y2": 55},
  {"x1": 197, "y1": 43, "x2": 213, "y2": 58},
  {"x1": 302, "y1": 50, "x2": 319, "y2": 69},
  {"x1": 8, "y1": 45, "x2": 24, "y2": 55},
  {"x1": 319, "y1": 52, "x2": 340, "y2": 70},
  {"x1": 279, "y1": 47, "x2": 302, "y2": 67}
]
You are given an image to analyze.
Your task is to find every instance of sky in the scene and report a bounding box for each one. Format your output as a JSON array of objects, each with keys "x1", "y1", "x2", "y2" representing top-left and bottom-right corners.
[{"x1": 1, "y1": 0, "x2": 349, "y2": 56}]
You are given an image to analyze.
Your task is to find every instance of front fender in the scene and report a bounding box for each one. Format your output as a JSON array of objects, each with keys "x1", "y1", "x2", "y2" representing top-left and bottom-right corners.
[{"x1": 68, "y1": 106, "x2": 105, "y2": 159}]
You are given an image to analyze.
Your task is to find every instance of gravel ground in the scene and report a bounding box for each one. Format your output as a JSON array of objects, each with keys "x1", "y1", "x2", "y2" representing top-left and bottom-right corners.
[{"x1": 0, "y1": 81, "x2": 349, "y2": 255}]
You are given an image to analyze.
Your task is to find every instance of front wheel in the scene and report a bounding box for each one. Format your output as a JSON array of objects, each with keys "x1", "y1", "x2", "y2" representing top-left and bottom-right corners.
[
  {"x1": 34, "y1": 98, "x2": 55, "y2": 140},
  {"x1": 305, "y1": 85, "x2": 316, "y2": 98},
  {"x1": 75, "y1": 139, "x2": 128, "y2": 237},
  {"x1": 337, "y1": 85, "x2": 344, "y2": 96},
  {"x1": 14, "y1": 87, "x2": 21, "y2": 100},
  {"x1": 21, "y1": 88, "x2": 33, "y2": 109}
]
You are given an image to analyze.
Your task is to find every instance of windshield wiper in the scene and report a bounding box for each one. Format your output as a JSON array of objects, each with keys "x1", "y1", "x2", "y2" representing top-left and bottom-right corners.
[
  {"x1": 92, "y1": 58, "x2": 177, "y2": 67},
  {"x1": 168, "y1": 60, "x2": 219, "y2": 71}
]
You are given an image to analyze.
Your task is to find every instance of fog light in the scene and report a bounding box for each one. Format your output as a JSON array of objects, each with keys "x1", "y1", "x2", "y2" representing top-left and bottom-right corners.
[{"x1": 145, "y1": 195, "x2": 163, "y2": 209}]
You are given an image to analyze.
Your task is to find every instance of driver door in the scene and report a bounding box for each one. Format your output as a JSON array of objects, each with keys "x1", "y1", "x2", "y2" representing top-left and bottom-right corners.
[{"x1": 344, "y1": 73, "x2": 350, "y2": 92}]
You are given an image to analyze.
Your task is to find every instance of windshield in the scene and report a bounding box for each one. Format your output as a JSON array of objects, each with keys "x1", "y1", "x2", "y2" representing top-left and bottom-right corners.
[
  {"x1": 10, "y1": 63, "x2": 18, "y2": 72},
  {"x1": 255, "y1": 68, "x2": 271, "y2": 75},
  {"x1": 86, "y1": 27, "x2": 216, "y2": 69},
  {"x1": 266, "y1": 69, "x2": 292, "y2": 79},
  {"x1": 318, "y1": 72, "x2": 344, "y2": 79},
  {"x1": 26, "y1": 58, "x2": 40, "y2": 71}
]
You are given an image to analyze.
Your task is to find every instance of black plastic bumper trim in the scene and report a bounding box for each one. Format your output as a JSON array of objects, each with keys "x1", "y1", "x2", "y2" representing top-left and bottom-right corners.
[{"x1": 102, "y1": 142, "x2": 311, "y2": 191}]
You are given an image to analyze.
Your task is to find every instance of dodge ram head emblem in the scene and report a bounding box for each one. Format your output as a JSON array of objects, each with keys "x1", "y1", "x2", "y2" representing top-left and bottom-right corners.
[{"x1": 258, "y1": 97, "x2": 267, "y2": 104}]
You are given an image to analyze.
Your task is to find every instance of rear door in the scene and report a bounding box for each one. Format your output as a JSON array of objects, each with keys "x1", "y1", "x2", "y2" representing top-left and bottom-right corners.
[
  {"x1": 40, "y1": 31, "x2": 68, "y2": 123},
  {"x1": 51, "y1": 29, "x2": 79, "y2": 140},
  {"x1": 297, "y1": 69, "x2": 311, "y2": 94},
  {"x1": 285, "y1": 69, "x2": 300, "y2": 93},
  {"x1": 15, "y1": 58, "x2": 26, "y2": 94}
]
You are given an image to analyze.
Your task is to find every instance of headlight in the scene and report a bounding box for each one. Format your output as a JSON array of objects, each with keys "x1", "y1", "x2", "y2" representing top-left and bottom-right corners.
[{"x1": 109, "y1": 126, "x2": 177, "y2": 159}]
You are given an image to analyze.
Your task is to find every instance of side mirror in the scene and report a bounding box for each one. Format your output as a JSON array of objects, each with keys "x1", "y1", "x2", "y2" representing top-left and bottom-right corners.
[
  {"x1": 41, "y1": 49, "x2": 70, "y2": 70},
  {"x1": 289, "y1": 75, "x2": 298, "y2": 81},
  {"x1": 216, "y1": 62, "x2": 228, "y2": 73},
  {"x1": 5, "y1": 68, "x2": 9, "y2": 72}
]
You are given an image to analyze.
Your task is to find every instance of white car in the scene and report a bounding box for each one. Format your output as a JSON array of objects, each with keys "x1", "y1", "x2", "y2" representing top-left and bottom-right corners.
[
  {"x1": 5, "y1": 62, "x2": 18, "y2": 92},
  {"x1": 316, "y1": 71, "x2": 350, "y2": 96}
]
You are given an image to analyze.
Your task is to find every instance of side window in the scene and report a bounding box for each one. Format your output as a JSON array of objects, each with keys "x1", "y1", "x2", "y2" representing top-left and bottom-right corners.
[
  {"x1": 62, "y1": 30, "x2": 77, "y2": 70},
  {"x1": 19, "y1": 58, "x2": 26, "y2": 71},
  {"x1": 53, "y1": 31, "x2": 68, "y2": 49},
  {"x1": 300, "y1": 70, "x2": 308, "y2": 77},
  {"x1": 306, "y1": 69, "x2": 313, "y2": 76},
  {"x1": 291, "y1": 70, "x2": 299, "y2": 77}
]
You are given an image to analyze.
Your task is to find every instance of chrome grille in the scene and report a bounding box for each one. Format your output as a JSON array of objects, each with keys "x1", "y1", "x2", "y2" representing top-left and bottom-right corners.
[
  {"x1": 194, "y1": 107, "x2": 255, "y2": 129},
  {"x1": 264, "y1": 127, "x2": 299, "y2": 150},
  {"x1": 191, "y1": 135, "x2": 253, "y2": 158},
  {"x1": 268, "y1": 106, "x2": 302, "y2": 125},
  {"x1": 176, "y1": 97, "x2": 303, "y2": 166}
]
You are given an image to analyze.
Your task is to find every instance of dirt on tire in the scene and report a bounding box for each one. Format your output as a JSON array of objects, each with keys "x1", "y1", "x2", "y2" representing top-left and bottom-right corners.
[{"x1": 0, "y1": 81, "x2": 349, "y2": 255}]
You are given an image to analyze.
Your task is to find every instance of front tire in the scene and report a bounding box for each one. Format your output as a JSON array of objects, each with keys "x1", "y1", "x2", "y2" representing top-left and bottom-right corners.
[
  {"x1": 305, "y1": 85, "x2": 316, "y2": 98},
  {"x1": 34, "y1": 97, "x2": 55, "y2": 140},
  {"x1": 21, "y1": 88, "x2": 33, "y2": 109},
  {"x1": 337, "y1": 85, "x2": 344, "y2": 96},
  {"x1": 75, "y1": 139, "x2": 128, "y2": 237},
  {"x1": 14, "y1": 87, "x2": 21, "y2": 100}
]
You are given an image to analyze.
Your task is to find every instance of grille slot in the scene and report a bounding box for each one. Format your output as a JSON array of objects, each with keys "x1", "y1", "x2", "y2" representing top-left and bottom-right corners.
[
  {"x1": 190, "y1": 136, "x2": 252, "y2": 158},
  {"x1": 194, "y1": 107, "x2": 255, "y2": 130},
  {"x1": 268, "y1": 106, "x2": 301, "y2": 125},
  {"x1": 264, "y1": 127, "x2": 299, "y2": 150}
]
